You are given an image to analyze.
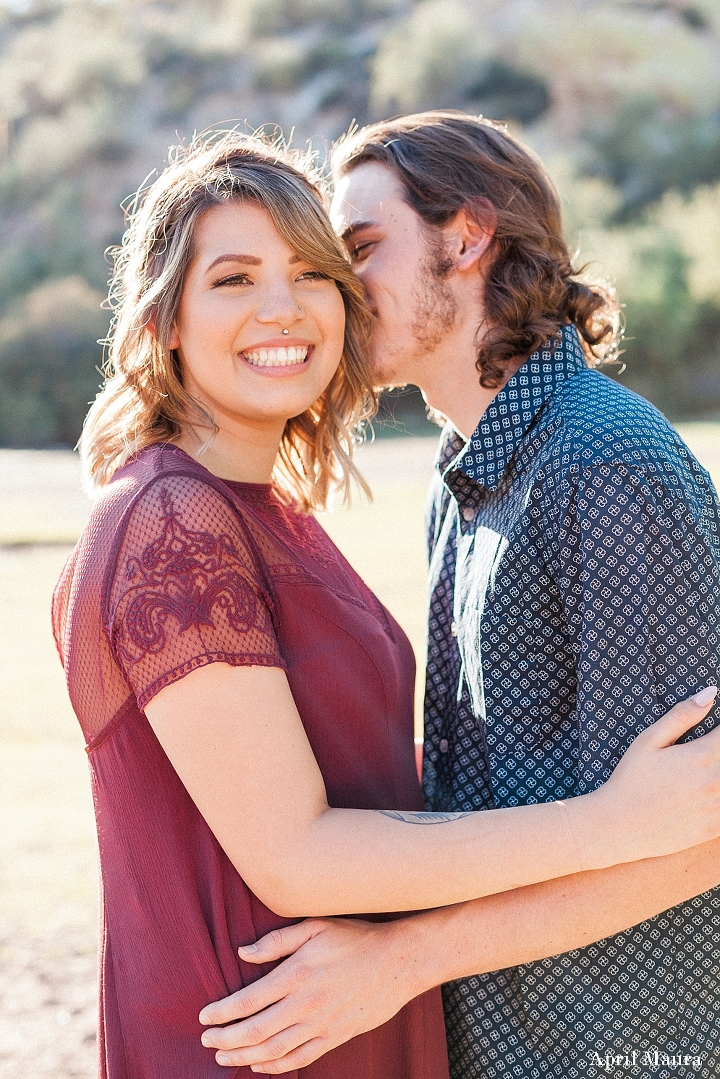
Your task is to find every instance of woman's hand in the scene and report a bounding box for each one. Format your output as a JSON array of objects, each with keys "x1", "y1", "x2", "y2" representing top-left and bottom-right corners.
[{"x1": 573, "y1": 686, "x2": 720, "y2": 868}]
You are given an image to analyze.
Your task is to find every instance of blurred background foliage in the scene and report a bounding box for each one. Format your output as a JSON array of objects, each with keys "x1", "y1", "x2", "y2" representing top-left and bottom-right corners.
[{"x1": 0, "y1": 0, "x2": 719, "y2": 445}]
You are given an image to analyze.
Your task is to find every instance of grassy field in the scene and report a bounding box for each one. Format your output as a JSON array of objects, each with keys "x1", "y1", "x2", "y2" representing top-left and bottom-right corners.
[{"x1": 1, "y1": 426, "x2": 720, "y2": 1076}]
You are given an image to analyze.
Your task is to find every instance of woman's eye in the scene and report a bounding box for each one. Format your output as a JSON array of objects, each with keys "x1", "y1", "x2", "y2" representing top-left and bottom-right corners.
[
  {"x1": 297, "y1": 269, "x2": 331, "y2": 282},
  {"x1": 212, "y1": 273, "x2": 251, "y2": 288}
]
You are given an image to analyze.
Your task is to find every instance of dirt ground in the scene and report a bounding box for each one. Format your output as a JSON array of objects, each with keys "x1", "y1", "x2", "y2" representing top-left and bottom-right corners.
[{"x1": 0, "y1": 927, "x2": 97, "y2": 1079}]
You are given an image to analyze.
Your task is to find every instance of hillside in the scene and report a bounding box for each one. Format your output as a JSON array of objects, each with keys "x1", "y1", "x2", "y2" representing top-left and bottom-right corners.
[{"x1": 0, "y1": 0, "x2": 719, "y2": 445}]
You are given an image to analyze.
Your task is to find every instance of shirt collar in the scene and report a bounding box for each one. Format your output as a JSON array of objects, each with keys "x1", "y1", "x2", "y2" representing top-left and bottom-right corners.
[{"x1": 438, "y1": 323, "x2": 587, "y2": 492}]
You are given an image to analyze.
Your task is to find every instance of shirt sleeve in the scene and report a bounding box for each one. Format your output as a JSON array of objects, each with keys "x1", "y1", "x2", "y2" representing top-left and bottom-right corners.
[
  {"x1": 106, "y1": 474, "x2": 286, "y2": 711},
  {"x1": 554, "y1": 461, "x2": 720, "y2": 794}
]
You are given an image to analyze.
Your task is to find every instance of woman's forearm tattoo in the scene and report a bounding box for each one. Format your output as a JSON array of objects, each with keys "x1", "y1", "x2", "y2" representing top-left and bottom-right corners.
[{"x1": 377, "y1": 810, "x2": 473, "y2": 825}]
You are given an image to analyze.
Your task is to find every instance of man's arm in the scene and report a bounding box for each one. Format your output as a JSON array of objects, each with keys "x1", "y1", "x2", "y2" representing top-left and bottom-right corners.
[
  {"x1": 199, "y1": 838, "x2": 720, "y2": 1073},
  {"x1": 555, "y1": 461, "x2": 720, "y2": 787}
]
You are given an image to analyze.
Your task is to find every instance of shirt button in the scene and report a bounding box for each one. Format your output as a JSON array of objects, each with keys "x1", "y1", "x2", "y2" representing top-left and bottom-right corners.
[
  {"x1": 450, "y1": 621, "x2": 458, "y2": 637},
  {"x1": 439, "y1": 738, "x2": 449, "y2": 754},
  {"x1": 461, "y1": 506, "x2": 475, "y2": 522}
]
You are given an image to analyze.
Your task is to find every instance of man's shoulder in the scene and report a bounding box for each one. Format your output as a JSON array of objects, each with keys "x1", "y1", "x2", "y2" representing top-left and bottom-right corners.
[{"x1": 547, "y1": 369, "x2": 705, "y2": 485}]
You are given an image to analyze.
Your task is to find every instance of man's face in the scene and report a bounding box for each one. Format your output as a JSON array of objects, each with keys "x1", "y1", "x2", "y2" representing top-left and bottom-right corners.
[{"x1": 330, "y1": 162, "x2": 457, "y2": 387}]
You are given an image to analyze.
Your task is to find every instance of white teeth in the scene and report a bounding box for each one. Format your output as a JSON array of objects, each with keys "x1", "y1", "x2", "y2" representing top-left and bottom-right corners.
[{"x1": 244, "y1": 346, "x2": 309, "y2": 367}]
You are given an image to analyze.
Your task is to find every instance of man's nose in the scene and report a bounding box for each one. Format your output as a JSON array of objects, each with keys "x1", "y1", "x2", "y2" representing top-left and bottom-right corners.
[{"x1": 354, "y1": 269, "x2": 374, "y2": 309}]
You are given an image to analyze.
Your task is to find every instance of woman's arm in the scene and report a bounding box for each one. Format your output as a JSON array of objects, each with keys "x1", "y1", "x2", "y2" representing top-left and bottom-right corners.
[
  {"x1": 145, "y1": 663, "x2": 720, "y2": 917},
  {"x1": 198, "y1": 839, "x2": 720, "y2": 1073}
]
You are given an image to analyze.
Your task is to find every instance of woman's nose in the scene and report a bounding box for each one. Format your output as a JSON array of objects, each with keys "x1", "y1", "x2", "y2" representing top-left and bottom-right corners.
[{"x1": 255, "y1": 283, "x2": 302, "y2": 330}]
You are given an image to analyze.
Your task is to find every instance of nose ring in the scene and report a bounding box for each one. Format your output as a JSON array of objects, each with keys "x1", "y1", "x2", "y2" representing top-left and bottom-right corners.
[{"x1": 282, "y1": 305, "x2": 302, "y2": 334}]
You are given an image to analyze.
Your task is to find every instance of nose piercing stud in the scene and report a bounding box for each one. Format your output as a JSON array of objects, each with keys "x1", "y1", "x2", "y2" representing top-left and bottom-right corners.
[{"x1": 282, "y1": 329, "x2": 289, "y2": 335}]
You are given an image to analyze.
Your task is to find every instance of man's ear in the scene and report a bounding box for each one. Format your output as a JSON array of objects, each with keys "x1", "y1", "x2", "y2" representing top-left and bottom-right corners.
[{"x1": 448, "y1": 201, "x2": 496, "y2": 272}]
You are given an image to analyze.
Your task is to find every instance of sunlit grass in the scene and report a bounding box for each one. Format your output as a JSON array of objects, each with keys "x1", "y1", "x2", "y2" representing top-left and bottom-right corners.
[{"x1": 0, "y1": 546, "x2": 97, "y2": 935}]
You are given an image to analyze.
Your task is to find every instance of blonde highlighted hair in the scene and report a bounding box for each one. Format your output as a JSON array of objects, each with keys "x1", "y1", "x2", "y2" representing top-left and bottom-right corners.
[{"x1": 80, "y1": 129, "x2": 375, "y2": 512}]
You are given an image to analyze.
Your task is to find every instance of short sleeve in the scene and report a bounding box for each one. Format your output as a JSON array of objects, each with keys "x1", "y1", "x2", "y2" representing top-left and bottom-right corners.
[
  {"x1": 106, "y1": 475, "x2": 286, "y2": 710},
  {"x1": 554, "y1": 462, "x2": 720, "y2": 793}
]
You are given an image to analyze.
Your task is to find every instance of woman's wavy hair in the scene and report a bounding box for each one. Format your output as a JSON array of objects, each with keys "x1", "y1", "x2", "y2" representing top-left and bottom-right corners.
[
  {"x1": 80, "y1": 129, "x2": 375, "y2": 511},
  {"x1": 332, "y1": 111, "x2": 621, "y2": 388}
]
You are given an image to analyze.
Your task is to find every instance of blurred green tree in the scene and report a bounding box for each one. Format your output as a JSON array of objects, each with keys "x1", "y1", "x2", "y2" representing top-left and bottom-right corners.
[
  {"x1": 0, "y1": 276, "x2": 108, "y2": 446},
  {"x1": 588, "y1": 97, "x2": 720, "y2": 219}
]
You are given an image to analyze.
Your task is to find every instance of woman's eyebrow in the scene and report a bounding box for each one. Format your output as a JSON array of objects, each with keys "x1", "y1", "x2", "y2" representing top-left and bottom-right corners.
[
  {"x1": 206, "y1": 253, "x2": 261, "y2": 271},
  {"x1": 205, "y1": 253, "x2": 302, "y2": 272}
]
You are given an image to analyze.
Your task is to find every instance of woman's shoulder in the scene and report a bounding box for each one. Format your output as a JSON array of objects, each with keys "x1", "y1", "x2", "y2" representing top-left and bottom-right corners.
[
  {"x1": 76, "y1": 444, "x2": 266, "y2": 606},
  {"x1": 111, "y1": 442, "x2": 217, "y2": 495},
  {"x1": 96, "y1": 443, "x2": 242, "y2": 528}
]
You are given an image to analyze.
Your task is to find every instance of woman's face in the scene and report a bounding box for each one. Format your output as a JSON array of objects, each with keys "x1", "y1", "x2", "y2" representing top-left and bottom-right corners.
[{"x1": 169, "y1": 200, "x2": 346, "y2": 437}]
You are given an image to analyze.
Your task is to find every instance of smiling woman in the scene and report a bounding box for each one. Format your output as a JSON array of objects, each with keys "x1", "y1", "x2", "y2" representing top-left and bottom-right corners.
[
  {"x1": 50, "y1": 129, "x2": 720, "y2": 1079},
  {"x1": 80, "y1": 132, "x2": 374, "y2": 511},
  {"x1": 54, "y1": 129, "x2": 455, "y2": 1079}
]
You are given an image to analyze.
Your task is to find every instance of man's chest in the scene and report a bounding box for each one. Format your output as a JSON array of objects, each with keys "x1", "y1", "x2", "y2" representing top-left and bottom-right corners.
[{"x1": 427, "y1": 494, "x2": 580, "y2": 807}]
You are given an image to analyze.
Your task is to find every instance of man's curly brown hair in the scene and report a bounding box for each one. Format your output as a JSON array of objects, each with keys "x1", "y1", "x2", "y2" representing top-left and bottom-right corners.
[{"x1": 332, "y1": 111, "x2": 620, "y2": 388}]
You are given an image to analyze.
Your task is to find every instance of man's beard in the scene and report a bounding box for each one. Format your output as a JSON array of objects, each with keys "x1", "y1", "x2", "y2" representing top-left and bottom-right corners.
[{"x1": 410, "y1": 230, "x2": 458, "y2": 354}]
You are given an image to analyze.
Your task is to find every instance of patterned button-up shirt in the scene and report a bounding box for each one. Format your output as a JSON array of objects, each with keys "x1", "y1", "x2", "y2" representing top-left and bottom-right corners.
[{"x1": 423, "y1": 324, "x2": 720, "y2": 1079}]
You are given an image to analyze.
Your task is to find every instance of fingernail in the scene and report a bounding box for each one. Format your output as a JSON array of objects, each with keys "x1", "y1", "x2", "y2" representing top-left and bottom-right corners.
[
  {"x1": 238, "y1": 942, "x2": 258, "y2": 954},
  {"x1": 217, "y1": 1054, "x2": 232, "y2": 1065},
  {"x1": 199, "y1": 1012, "x2": 209, "y2": 1025},
  {"x1": 693, "y1": 685, "x2": 717, "y2": 706}
]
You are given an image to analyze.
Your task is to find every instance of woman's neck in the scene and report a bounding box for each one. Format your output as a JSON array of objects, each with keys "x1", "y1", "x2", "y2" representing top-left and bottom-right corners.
[{"x1": 175, "y1": 422, "x2": 282, "y2": 484}]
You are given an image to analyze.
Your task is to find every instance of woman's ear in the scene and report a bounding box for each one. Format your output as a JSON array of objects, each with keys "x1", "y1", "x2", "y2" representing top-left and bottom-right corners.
[{"x1": 147, "y1": 309, "x2": 180, "y2": 350}]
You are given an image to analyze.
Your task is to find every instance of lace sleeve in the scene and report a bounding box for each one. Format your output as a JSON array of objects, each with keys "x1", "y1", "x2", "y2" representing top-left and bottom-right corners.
[{"x1": 106, "y1": 475, "x2": 286, "y2": 711}]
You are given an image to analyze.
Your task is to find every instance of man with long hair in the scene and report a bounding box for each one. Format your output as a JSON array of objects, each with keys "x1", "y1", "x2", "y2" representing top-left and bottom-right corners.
[{"x1": 200, "y1": 113, "x2": 720, "y2": 1078}]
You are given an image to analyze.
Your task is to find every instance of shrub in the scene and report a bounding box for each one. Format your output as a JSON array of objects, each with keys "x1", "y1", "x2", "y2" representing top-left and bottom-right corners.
[
  {"x1": 370, "y1": 1, "x2": 548, "y2": 123},
  {"x1": 254, "y1": 33, "x2": 349, "y2": 93},
  {"x1": 588, "y1": 96, "x2": 720, "y2": 219},
  {"x1": 0, "y1": 276, "x2": 108, "y2": 447},
  {"x1": 552, "y1": 162, "x2": 720, "y2": 418}
]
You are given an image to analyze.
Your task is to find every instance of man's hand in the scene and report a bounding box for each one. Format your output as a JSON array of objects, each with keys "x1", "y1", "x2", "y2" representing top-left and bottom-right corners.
[
  {"x1": 198, "y1": 833, "x2": 720, "y2": 1072},
  {"x1": 199, "y1": 918, "x2": 423, "y2": 1073}
]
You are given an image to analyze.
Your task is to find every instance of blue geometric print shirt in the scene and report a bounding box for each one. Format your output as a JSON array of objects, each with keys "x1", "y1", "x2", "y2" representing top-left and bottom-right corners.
[{"x1": 423, "y1": 324, "x2": 720, "y2": 1079}]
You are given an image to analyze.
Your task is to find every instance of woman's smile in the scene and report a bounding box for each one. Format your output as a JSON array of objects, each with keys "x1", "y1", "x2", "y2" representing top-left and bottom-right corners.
[{"x1": 242, "y1": 337, "x2": 314, "y2": 373}]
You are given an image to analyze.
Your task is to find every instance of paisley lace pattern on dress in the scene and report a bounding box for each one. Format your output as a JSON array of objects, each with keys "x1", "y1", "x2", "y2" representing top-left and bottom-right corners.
[
  {"x1": 108, "y1": 481, "x2": 284, "y2": 709},
  {"x1": 121, "y1": 487, "x2": 267, "y2": 654}
]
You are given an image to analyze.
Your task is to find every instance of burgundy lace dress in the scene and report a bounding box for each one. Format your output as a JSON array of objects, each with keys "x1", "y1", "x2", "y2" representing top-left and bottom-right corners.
[{"x1": 52, "y1": 443, "x2": 449, "y2": 1079}]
